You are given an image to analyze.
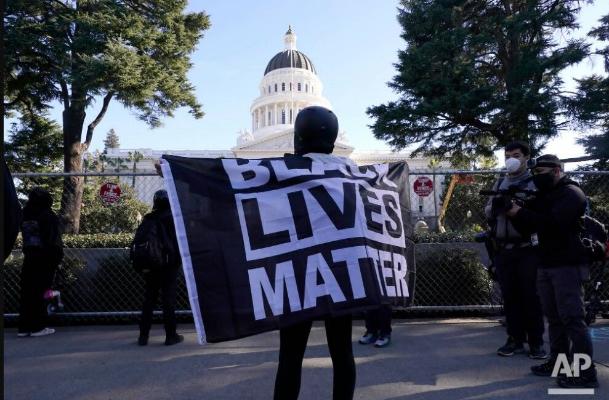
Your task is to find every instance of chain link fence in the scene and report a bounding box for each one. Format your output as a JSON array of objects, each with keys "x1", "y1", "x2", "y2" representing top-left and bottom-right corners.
[{"x1": 4, "y1": 170, "x2": 608, "y2": 323}]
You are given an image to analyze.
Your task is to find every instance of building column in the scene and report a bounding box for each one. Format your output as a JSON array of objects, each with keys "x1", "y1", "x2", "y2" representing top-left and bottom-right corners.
[{"x1": 274, "y1": 103, "x2": 278, "y2": 125}]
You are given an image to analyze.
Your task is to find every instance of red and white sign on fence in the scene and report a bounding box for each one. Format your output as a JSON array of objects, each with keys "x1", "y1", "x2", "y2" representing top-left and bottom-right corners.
[
  {"x1": 99, "y1": 182, "x2": 122, "y2": 205},
  {"x1": 413, "y1": 176, "x2": 433, "y2": 197}
]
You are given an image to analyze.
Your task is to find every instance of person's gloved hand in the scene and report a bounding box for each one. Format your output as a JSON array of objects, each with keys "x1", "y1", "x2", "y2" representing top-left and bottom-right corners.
[
  {"x1": 154, "y1": 160, "x2": 163, "y2": 177},
  {"x1": 491, "y1": 196, "x2": 512, "y2": 217},
  {"x1": 591, "y1": 240, "x2": 608, "y2": 261}
]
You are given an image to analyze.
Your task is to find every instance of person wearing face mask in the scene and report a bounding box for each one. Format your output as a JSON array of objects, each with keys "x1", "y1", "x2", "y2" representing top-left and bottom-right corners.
[
  {"x1": 484, "y1": 141, "x2": 546, "y2": 359},
  {"x1": 506, "y1": 154, "x2": 598, "y2": 389}
]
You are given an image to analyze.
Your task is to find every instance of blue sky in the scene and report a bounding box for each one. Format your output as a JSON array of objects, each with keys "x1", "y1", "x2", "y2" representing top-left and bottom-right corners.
[{"x1": 4, "y1": 0, "x2": 609, "y2": 159}]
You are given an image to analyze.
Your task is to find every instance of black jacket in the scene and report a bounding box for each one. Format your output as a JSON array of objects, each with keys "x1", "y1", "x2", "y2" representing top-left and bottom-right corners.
[
  {"x1": 3, "y1": 159, "x2": 22, "y2": 261},
  {"x1": 511, "y1": 177, "x2": 587, "y2": 267},
  {"x1": 143, "y1": 207, "x2": 180, "y2": 268},
  {"x1": 21, "y1": 206, "x2": 64, "y2": 266}
]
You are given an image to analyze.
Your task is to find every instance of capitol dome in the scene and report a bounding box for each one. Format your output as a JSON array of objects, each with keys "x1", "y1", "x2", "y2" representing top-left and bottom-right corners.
[
  {"x1": 264, "y1": 27, "x2": 316, "y2": 75},
  {"x1": 264, "y1": 50, "x2": 317, "y2": 75},
  {"x1": 248, "y1": 26, "x2": 331, "y2": 139}
]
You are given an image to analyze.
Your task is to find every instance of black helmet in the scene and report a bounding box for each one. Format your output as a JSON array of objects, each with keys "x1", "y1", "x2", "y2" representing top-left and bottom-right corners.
[
  {"x1": 153, "y1": 189, "x2": 169, "y2": 210},
  {"x1": 27, "y1": 187, "x2": 53, "y2": 209},
  {"x1": 528, "y1": 154, "x2": 562, "y2": 170},
  {"x1": 293, "y1": 106, "x2": 339, "y2": 155}
]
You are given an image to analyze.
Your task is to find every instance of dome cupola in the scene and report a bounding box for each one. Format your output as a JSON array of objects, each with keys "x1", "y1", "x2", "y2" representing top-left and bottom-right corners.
[{"x1": 264, "y1": 26, "x2": 317, "y2": 76}]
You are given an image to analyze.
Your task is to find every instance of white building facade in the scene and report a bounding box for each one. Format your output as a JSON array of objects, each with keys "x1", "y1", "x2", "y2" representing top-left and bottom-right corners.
[{"x1": 104, "y1": 28, "x2": 444, "y2": 225}]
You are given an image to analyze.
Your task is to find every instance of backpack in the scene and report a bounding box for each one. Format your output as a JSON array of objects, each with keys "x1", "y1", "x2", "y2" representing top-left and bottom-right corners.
[
  {"x1": 130, "y1": 214, "x2": 175, "y2": 273},
  {"x1": 579, "y1": 215, "x2": 609, "y2": 263},
  {"x1": 22, "y1": 220, "x2": 43, "y2": 249}
]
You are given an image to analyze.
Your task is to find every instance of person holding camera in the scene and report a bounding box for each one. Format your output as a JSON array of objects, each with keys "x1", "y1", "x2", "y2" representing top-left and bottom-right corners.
[
  {"x1": 484, "y1": 141, "x2": 546, "y2": 359},
  {"x1": 507, "y1": 154, "x2": 598, "y2": 389}
]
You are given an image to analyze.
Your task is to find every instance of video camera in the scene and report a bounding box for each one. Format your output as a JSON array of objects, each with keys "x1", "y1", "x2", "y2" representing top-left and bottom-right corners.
[{"x1": 479, "y1": 185, "x2": 537, "y2": 218}]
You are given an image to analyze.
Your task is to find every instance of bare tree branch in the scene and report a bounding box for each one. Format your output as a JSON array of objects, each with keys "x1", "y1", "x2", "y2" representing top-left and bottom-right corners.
[
  {"x1": 60, "y1": 79, "x2": 70, "y2": 109},
  {"x1": 83, "y1": 91, "x2": 114, "y2": 150}
]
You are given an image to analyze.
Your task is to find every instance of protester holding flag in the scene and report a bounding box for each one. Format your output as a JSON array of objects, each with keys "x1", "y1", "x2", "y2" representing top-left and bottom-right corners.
[
  {"x1": 272, "y1": 106, "x2": 356, "y2": 400},
  {"x1": 159, "y1": 106, "x2": 414, "y2": 397}
]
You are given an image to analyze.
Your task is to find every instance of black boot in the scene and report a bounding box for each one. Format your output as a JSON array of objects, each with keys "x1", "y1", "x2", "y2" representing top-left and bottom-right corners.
[{"x1": 165, "y1": 334, "x2": 184, "y2": 346}]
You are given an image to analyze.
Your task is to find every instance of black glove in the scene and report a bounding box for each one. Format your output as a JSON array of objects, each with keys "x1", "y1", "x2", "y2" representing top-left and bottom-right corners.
[{"x1": 591, "y1": 240, "x2": 608, "y2": 262}]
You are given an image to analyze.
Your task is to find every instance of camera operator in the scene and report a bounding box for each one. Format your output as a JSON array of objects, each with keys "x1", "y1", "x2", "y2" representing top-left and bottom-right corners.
[
  {"x1": 484, "y1": 141, "x2": 546, "y2": 359},
  {"x1": 506, "y1": 154, "x2": 598, "y2": 389}
]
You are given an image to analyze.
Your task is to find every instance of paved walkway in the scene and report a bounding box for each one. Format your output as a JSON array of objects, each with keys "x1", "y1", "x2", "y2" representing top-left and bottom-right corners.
[{"x1": 4, "y1": 318, "x2": 609, "y2": 399}]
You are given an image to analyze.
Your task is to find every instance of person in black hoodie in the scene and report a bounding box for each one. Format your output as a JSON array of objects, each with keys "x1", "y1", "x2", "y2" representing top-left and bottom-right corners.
[
  {"x1": 137, "y1": 189, "x2": 183, "y2": 346},
  {"x1": 3, "y1": 158, "x2": 22, "y2": 262},
  {"x1": 18, "y1": 187, "x2": 63, "y2": 337},
  {"x1": 273, "y1": 106, "x2": 356, "y2": 400},
  {"x1": 506, "y1": 154, "x2": 598, "y2": 389}
]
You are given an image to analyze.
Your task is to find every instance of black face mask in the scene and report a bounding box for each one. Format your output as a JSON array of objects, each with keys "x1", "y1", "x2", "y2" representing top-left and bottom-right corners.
[{"x1": 532, "y1": 172, "x2": 555, "y2": 191}]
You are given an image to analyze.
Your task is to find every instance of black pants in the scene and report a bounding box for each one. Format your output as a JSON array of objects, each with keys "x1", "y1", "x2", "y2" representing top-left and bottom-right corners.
[
  {"x1": 273, "y1": 315, "x2": 356, "y2": 400},
  {"x1": 537, "y1": 266, "x2": 593, "y2": 360},
  {"x1": 139, "y1": 266, "x2": 179, "y2": 338},
  {"x1": 364, "y1": 304, "x2": 392, "y2": 336},
  {"x1": 496, "y1": 246, "x2": 544, "y2": 346},
  {"x1": 18, "y1": 254, "x2": 57, "y2": 333}
]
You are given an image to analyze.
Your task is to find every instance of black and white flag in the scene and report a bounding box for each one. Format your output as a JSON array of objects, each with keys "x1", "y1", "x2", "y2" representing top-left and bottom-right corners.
[{"x1": 161, "y1": 155, "x2": 415, "y2": 344}]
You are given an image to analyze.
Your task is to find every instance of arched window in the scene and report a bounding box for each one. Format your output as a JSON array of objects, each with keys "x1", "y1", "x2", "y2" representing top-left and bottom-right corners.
[
  {"x1": 282, "y1": 82, "x2": 286, "y2": 91},
  {"x1": 274, "y1": 84, "x2": 278, "y2": 92},
  {"x1": 281, "y1": 110, "x2": 286, "y2": 124},
  {"x1": 298, "y1": 83, "x2": 302, "y2": 91},
  {"x1": 268, "y1": 111, "x2": 271, "y2": 125},
  {"x1": 268, "y1": 85, "x2": 271, "y2": 93},
  {"x1": 305, "y1": 84, "x2": 308, "y2": 93},
  {"x1": 289, "y1": 109, "x2": 293, "y2": 123},
  {"x1": 289, "y1": 83, "x2": 292, "y2": 91}
]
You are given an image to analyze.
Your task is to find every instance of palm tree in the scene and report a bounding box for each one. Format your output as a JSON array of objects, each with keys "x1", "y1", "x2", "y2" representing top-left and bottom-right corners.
[{"x1": 128, "y1": 151, "x2": 144, "y2": 187}]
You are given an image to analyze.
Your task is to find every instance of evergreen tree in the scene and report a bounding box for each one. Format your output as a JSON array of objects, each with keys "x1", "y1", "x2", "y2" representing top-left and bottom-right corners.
[
  {"x1": 368, "y1": 0, "x2": 589, "y2": 162},
  {"x1": 571, "y1": 14, "x2": 609, "y2": 170},
  {"x1": 4, "y1": 111, "x2": 64, "y2": 202},
  {"x1": 103, "y1": 129, "x2": 120, "y2": 152},
  {"x1": 4, "y1": 0, "x2": 211, "y2": 233},
  {"x1": 5, "y1": 112, "x2": 63, "y2": 172}
]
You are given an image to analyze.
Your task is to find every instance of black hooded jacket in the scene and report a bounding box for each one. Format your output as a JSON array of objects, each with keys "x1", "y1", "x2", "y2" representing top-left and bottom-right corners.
[
  {"x1": 21, "y1": 191, "x2": 63, "y2": 265},
  {"x1": 3, "y1": 159, "x2": 22, "y2": 261},
  {"x1": 141, "y1": 198, "x2": 180, "y2": 268},
  {"x1": 511, "y1": 176, "x2": 587, "y2": 267}
]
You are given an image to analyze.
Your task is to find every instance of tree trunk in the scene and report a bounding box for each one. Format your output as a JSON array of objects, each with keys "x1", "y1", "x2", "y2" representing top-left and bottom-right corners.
[
  {"x1": 132, "y1": 162, "x2": 137, "y2": 187},
  {"x1": 59, "y1": 107, "x2": 86, "y2": 234}
]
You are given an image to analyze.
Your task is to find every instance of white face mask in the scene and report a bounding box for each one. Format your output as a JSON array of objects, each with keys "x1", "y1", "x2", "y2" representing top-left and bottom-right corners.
[{"x1": 505, "y1": 157, "x2": 522, "y2": 173}]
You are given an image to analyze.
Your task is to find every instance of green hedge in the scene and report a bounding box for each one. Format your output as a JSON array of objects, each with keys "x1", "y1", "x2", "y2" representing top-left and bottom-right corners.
[
  {"x1": 14, "y1": 233, "x2": 134, "y2": 249},
  {"x1": 414, "y1": 247, "x2": 492, "y2": 306},
  {"x1": 11, "y1": 230, "x2": 479, "y2": 250},
  {"x1": 412, "y1": 230, "x2": 479, "y2": 243}
]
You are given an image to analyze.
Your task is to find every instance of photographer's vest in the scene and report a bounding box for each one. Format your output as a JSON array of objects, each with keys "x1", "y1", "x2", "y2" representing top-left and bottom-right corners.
[{"x1": 490, "y1": 171, "x2": 536, "y2": 242}]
